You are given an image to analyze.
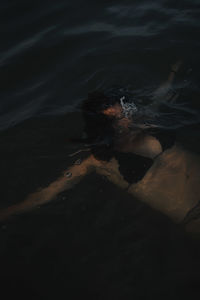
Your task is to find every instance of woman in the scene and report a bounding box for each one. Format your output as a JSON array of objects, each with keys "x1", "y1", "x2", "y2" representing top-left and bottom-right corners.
[{"x1": 1, "y1": 62, "x2": 200, "y2": 235}]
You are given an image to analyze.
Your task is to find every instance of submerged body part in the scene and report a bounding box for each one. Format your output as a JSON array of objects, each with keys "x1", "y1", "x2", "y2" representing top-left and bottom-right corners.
[
  {"x1": 1, "y1": 61, "x2": 200, "y2": 236},
  {"x1": 1, "y1": 146, "x2": 200, "y2": 235}
]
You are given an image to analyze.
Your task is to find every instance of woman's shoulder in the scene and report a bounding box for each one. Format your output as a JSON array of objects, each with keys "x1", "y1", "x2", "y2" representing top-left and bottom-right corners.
[{"x1": 149, "y1": 128, "x2": 176, "y2": 152}]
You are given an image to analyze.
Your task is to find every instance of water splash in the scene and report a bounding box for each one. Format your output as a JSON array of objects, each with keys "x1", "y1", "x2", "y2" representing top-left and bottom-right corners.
[{"x1": 120, "y1": 96, "x2": 138, "y2": 118}]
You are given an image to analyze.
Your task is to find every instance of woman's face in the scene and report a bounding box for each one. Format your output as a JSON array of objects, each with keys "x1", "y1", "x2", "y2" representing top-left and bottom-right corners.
[
  {"x1": 102, "y1": 103, "x2": 133, "y2": 130},
  {"x1": 102, "y1": 103, "x2": 123, "y2": 119}
]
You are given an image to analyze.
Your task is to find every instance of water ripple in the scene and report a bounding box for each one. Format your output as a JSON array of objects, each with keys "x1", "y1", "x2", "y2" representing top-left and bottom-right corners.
[
  {"x1": 63, "y1": 22, "x2": 167, "y2": 37},
  {"x1": 0, "y1": 25, "x2": 57, "y2": 66}
]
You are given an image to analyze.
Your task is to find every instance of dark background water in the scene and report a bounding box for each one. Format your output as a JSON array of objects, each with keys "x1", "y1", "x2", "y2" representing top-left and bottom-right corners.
[
  {"x1": 1, "y1": 1, "x2": 200, "y2": 299},
  {"x1": 1, "y1": 0, "x2": 200, "y2": 129}
]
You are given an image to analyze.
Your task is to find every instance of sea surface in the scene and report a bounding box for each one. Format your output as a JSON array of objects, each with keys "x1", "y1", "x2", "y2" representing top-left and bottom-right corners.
[
  {"x1": 0, "y1": 0, "x2": 200, "y2": 129},
  {"x1": 1, "y1": 1, "x2": 200, "y2": 299}
]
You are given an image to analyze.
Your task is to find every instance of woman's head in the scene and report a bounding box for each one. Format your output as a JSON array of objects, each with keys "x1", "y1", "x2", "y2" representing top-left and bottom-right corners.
[{"x1": 81, "y1": 90, "x2": 148, "y2": 160}]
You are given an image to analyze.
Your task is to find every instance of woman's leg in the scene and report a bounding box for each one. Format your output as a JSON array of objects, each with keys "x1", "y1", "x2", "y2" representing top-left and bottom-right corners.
[{"x1": 152, "y1": 60, "x2": 182, "y2": 105}]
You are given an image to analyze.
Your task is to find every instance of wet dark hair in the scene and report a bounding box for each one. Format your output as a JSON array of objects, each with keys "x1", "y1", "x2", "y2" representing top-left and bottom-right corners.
[
  {"x1": 81, "y1": 90, "x2": 121, "y2": 116},
  {"x1": 81, "y1": 91, "x2": 119, "y2": 161}
]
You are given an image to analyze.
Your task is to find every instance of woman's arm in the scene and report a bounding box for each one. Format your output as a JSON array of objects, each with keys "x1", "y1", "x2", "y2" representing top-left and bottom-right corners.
[
  {"x1": 0, "y1": 153, "x2": 130, "y2": 222},
  {"x1": 0, "y1": 155, "x2": 97, "y2": 222}
]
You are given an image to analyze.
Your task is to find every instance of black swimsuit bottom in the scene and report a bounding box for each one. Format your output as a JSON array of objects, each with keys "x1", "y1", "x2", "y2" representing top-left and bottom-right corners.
[{"x1": 115, "y1": 129, "x2": 176, "y2": 184}]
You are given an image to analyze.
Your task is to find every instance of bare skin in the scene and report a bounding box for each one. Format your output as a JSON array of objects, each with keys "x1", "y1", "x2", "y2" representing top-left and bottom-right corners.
[
  {"x1": 152, "y1": 60, "x2": 182, "y2": 105},
  {"x1": 0, "y1": 155, "x2": 128, "y2": 222},
  {"x1": 102, "y1": 103, "x2": 123, "y2": 119},
  {"x1": 103, "y1": 102, "x2": 162, "y2": 158},
  {"x1": 1, "y1": 61, "x2": 200, "y2": 234},
  {"x1": 1, "y1": 145, "x2": 200, "y2": 230},
  {"x1": 115, "y1": 132, "x2": 162, "y2": 159}
]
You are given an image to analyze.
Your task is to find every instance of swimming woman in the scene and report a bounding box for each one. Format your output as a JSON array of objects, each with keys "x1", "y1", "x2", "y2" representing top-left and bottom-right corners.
[{"x1": 1, "y1": 62, "x2": 200, "y2": 235}]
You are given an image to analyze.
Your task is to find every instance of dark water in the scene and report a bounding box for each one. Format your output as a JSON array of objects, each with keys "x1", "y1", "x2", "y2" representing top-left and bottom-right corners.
[
  {"x1": 1, "y1": 1, "x2": 200, "y2": 299},
  {"x1": 1, "y1": 0, "x2": 200, "y2": 129}
]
